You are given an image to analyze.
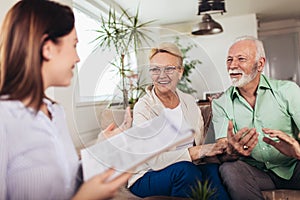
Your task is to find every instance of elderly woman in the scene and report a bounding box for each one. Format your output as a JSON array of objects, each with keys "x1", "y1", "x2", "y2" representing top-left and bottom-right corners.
[{"x1": 128, "y1": 42, "x2": 230, "y2": 199}]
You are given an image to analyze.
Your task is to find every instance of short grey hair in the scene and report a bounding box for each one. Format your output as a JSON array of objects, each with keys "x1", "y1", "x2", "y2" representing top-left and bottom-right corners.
[{"x1": 232, "y1": 36, "x2": 266, "y2": 62}]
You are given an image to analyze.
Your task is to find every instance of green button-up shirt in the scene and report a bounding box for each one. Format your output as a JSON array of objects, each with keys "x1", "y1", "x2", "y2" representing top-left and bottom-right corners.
[{"x1": 212, "y1": 74, "x2": 300, "y2": 179}]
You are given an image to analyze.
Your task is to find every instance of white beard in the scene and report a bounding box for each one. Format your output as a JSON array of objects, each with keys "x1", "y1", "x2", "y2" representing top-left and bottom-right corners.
[{"x1": 229, "y1": 64, "x2": 258, "y2": 87}]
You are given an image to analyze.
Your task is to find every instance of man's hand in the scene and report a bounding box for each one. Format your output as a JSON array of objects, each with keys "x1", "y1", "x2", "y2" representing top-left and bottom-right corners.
[
  {"x1": 227, "y1": 121, "x2": 259, "y2": 156},
  {"x1": 262, "y1": 128, "x2": 300, "y2": 160}
]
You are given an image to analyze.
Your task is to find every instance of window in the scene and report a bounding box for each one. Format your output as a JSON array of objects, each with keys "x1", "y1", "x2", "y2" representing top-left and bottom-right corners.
[
  {"x1": 73, "y1": 1, "x2": 137, "y2": 102},
  {"x1": 73, "y1": 8, "x2": 98, "y2": 72}
]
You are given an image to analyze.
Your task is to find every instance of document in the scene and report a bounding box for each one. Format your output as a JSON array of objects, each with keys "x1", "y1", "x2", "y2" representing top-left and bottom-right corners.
[{"x1": 81, "y1": 108, "x2": 195, "y2": 181}]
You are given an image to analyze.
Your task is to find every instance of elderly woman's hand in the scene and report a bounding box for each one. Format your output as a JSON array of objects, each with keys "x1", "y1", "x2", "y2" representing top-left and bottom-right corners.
[
  {"x1": 188, "y1": 142, "x2": 226, "y2": 161},
  {"x1": 97, "y1": 107, "x2": 132, "y2": 143}
]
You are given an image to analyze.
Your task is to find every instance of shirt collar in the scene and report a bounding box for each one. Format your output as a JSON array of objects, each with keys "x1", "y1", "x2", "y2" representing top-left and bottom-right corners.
[{"x1": 230, "y1": 74, "x2": 272, "y2": 100}]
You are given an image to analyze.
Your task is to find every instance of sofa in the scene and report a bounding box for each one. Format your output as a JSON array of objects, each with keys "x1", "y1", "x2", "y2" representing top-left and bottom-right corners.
[
  {"x1": 197, "y1": 104, "x2": 300, "y2": 200},
  {"x1": 100, "y1": 104, "x2": 300, "y2": 200}
]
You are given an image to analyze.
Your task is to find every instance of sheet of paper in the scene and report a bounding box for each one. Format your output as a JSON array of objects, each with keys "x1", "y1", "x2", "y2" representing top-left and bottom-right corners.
[{"x1": 81, "y1": 108, "x2": 194, "y2": 181}]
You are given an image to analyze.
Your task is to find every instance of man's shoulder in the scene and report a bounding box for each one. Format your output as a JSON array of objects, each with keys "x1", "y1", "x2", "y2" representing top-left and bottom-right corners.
[
  {"x1": 273, "y1": 79, "x2": 298, "y2": 87},
  {"x1": 267, "y1": 78, "x2": 299, "y2": 93},
  {"x1": 212, "y1": 87, "x2": 233, "y2": 103}
]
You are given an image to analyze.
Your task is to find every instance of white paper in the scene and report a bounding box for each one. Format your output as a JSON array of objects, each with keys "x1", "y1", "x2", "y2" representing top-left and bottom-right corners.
[{"x1": 81, "y1": 108, "x2": 195, "y2": 181}]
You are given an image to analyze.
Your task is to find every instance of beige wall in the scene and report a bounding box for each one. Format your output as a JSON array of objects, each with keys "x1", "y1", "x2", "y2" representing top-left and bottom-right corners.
[{"x1": 159, "y1": 14, "x2": 257, "y2": 98}]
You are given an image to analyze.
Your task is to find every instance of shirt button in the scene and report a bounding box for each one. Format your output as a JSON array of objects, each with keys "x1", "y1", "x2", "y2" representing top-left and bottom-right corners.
[
  {"x1": 266, "y1": 161, "x2": 270, "y2": 165},
  {"x1": 262, "y1": 147, "x2": 266, "y2": 150}
]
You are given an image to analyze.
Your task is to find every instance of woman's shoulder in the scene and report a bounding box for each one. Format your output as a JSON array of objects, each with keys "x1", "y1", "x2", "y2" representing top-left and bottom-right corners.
[
  {"x1": 176, "y1": 89, "x2": 197, "y2": 104},
  {"x1": 44, "y1": 98, "x2": 64, "y2": 112},
  {"x1": 134, "y1": 85, "x2": 155, "y2": 107},
  {"x1": 0, "y1": 100, "x2": 17, "y2": 117}
]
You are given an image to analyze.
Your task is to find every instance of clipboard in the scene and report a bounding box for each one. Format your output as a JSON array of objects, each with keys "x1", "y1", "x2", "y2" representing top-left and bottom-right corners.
[{"x1": 81, "y1": 108, "x2": 195, "y2": 181}]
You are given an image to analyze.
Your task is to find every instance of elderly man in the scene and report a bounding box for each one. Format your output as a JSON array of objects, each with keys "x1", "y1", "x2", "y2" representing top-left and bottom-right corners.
[{"x1": 212, "y1": 36, "x2": 300, "y2": 200}]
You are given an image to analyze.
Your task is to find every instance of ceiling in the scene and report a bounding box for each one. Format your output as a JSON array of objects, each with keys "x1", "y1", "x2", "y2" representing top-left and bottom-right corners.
[{"x1": 111, "y1": 0, "x2": 300, "y2": 25}]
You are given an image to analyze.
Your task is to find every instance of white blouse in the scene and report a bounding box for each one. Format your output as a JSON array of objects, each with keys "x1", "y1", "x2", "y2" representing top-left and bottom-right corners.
[
  {"x1": 129, "y1": 86, "x2": 204, "y2": 187},
  {"x1": 0, "y1": 98, "x2": 80, "y2": 200},
  {"x1": 167, "y1": 104, "x2": 194, "y2": 150}
]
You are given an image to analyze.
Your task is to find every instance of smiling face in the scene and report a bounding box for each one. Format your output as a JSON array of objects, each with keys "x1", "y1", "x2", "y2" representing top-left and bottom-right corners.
[
  {"x1": 226, "y1": 40, "x2": 264, "y2": 88},
  {"x1": 41, "y1": 28, "x2": 80, "y2": 89},
  {"x1": 149, "y1": 52, "x2": 183, "y2": 96}
]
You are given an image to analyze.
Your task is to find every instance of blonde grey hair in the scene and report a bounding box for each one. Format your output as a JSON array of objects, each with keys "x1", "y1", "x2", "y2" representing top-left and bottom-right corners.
[{"x1": 149, "y1": 42, "x2": 183, "y2": 67}]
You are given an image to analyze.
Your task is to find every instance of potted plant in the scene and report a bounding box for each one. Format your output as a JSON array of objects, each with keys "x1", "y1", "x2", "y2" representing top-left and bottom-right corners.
[
  {"x1": 189, "y1": 180, "x2": 216, "y2": 200},
  {"x1": 94, "y1": 5, "x2": 154, "y2": 109},
  {"x1": 126, "y1": 70, "x2": 148, "y2": 109},
  {"x1": 174, "y1": 36, "x2": 202, "y2": 94}
]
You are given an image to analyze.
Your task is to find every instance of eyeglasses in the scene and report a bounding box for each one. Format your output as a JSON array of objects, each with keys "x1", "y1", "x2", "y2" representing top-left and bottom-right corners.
[{"x1": 149, "y1": 66, "x2": 180, "y2": 75}]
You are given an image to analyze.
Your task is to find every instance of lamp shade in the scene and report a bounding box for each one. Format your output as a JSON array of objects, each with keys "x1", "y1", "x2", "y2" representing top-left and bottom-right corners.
[
  {"x1": 191, "y1": 14, "x2": 223, "y2": 35},
  {"x1": 198, "y1": 0, "x2": 226, "y2": 15}
]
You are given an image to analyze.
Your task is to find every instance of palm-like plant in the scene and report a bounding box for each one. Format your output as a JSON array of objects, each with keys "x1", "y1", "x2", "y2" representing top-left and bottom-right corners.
[
  {"x1": 189, "y1": 180, "x2": 216, "y2": 200},
  {"x1": 94, "y1": 5, "x2": 154, "y2": 109},
  {"x1": 174, "y1": 37, "x2": 202, "y2": 94}
]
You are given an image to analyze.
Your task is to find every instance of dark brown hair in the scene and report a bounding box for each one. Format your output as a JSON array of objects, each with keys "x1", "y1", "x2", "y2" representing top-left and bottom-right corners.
[{"x1": 0, "y1": 0, "x2": 74, "y2": 111}]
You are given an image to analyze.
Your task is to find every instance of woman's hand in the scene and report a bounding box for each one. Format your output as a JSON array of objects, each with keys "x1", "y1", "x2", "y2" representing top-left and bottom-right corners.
[
  {"x1": 188, "y1": 143, "x2": 226, "y2": 161},
  {"x1": 262, "y1": 128, "x2": 300, "y2": 159},
  {"x1": 97, "y1": 107, "x2": 132, "y2": 142},
  {"x1": 73, "y1": 169, "x2": 131, "y2": 200}
]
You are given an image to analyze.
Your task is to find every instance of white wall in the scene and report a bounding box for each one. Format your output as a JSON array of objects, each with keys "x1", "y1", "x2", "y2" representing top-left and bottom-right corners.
[
  {"x1": 0, "y1": 1, "x2": 257, "y2": 151},
  {"x1": 52, "y1": 0, "x2": 88, "y2": 152},
  {"x1": 0, "y1": 0, "x2": 17, "y2": 25},
  {"x1": 0, "y1": 0, "x2": 88, "y2": 152},
  {"x1": 160, "y1": 14, "x2": 258, "y2": 99}
]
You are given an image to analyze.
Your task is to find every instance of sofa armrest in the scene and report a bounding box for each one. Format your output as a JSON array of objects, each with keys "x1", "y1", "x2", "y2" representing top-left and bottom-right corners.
[{"x1": 262, "y1": 189, "x2": 300, "y2": 200}]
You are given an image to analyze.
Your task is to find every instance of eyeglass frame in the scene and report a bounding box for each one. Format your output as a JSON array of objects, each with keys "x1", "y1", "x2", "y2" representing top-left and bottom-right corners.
[{"x1": 148, "y1": 65, "x2": 182, "y2": 75}]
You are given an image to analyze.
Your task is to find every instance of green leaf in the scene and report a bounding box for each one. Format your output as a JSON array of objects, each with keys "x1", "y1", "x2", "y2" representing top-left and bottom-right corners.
[
  {"x1": 189, "y1": 180, "x2": 217, "y2": 200},
  {"x1": 174, "y1": 37, "x2": 202, "y2": 94},
  {"x1": 92, "y1": 3, "x2": 154, "y2": 108}
]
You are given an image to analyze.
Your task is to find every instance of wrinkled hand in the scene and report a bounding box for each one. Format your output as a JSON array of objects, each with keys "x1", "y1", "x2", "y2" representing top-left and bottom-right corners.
[
  {"x1": 227, "y1": 121, "x2": 259, "y2": 156},
  {"x1": 203, "y1": 142, "x2": 226, "y2": 157},
  {"x1": 262, "y1": 128, "x2": 300, "y2": 159},
  {"x1": 188, "y1": 142, "x2": 226, "y2": 161},
  {"x1": 73, "y1": 169, "x2": 131, "y2": 200},
  {"x1": 102, "y1": 107, "x2": 132, "y2": 139}
]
